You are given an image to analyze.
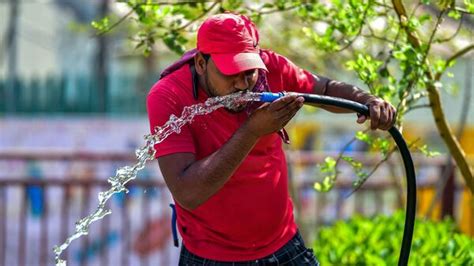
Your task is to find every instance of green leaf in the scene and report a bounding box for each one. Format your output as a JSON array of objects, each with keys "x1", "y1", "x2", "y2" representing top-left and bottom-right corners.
[
  {"x1": 447, "y1": 10, "x2": 461, "y2": 20},
  {"x1": 314, "y1": 182, "x2": 323, "y2": 191},
  {"x1": 419, "y1": 14, "x2": 432, "y2": 24},
  {"x1": 323, "y1": 156, "x2": 336, "y2": 170},
  {"x1": 91, "y1": 17, "x2": 109, "y2": 32},
  {"x1": 355, "y1": 131, "x2": 373, "y2": 144},
  {"x1": 417, "y1": 144, "x2": 441, "y2": 157},
  {"x1": 314, "y1": 156, "x2": 337, "y2": 192},
  {"x1": 465, "y1": 0, "x2": 474, "y2": 13}
]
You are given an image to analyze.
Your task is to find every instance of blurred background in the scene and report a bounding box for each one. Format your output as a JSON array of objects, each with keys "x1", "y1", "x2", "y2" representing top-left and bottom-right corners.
[{"x1": 0, "y1": 0, "x2": 472, "y2": 265}]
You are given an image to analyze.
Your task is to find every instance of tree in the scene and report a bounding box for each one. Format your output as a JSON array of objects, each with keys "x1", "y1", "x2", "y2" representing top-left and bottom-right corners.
[{"x1": 93, "y1": 0, "x2": 474, "y2": 193}]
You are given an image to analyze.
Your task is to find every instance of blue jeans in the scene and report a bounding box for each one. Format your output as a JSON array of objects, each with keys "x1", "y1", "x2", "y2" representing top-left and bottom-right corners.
[{"x1": 179, "y1": 231, "x2": 319, "y2": 265}]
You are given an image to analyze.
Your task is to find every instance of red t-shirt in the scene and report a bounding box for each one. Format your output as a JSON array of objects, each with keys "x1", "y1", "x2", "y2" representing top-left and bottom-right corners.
[{"x1": 147, "y1": 49, "x2": 315, "y2": 261}]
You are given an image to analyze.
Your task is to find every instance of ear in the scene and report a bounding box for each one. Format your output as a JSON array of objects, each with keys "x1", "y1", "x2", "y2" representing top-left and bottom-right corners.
[{"x1": 194, "y1": 53, "x2": 207, "y2": 75}]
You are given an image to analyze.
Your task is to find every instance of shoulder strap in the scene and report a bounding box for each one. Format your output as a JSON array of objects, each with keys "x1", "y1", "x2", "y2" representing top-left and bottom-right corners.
[{"x1": 190, "y1": 64, "x2": 199, "y2": 100}]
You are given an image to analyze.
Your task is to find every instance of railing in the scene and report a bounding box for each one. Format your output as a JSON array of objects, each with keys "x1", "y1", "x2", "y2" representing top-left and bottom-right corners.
[
  {"x1": 0, "y1": 74, "x2": 155, "y2": 114},
  {"x1": 0, "y1": 151, "x2": 470, "y2": 266},
  {"x1": 0, "y1": 151, "x2": 177, "y2": 266},
  {"x1": 0, "y1": 179, "x2": 175, "y2": 266}
]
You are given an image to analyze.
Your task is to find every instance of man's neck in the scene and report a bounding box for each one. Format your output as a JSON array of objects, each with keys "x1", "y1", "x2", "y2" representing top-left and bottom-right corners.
[{"x1": 198, "y1": 74, "x2": 214, "y2": 97}]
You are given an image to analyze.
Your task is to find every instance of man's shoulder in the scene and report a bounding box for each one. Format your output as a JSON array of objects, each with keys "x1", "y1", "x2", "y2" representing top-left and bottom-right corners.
[
  {"x1": 148, "y1": 64, "x2": 192, "y2": 100},
  {"x1": 260, "y1": 49, "x2": 279, "y2": 64},
  {"x1": 260, "y1": 49, "x2": 290, "y2": 71}
]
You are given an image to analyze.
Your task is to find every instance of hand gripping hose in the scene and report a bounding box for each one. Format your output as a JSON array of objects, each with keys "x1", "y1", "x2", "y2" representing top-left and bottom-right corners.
[{"x1": 260, "y1": 92, "x2": 416, "y2": 266}]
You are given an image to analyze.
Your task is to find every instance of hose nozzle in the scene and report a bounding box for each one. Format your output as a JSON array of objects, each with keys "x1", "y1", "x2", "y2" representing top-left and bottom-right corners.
[{"x1": 259, "y1": 92, "x2": 285, "y2": 102}]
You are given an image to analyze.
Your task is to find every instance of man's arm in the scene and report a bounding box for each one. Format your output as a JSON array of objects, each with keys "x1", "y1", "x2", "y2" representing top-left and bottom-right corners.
[
  {"x1": 311, "y1": 74, "x2": 396, "y2": 130},
  {"x1": 158, "y1": 95, "x2": 304, "y2": 210},
  {"x1": 158, "y1": 127, "x2": 257, "y2": 211}
]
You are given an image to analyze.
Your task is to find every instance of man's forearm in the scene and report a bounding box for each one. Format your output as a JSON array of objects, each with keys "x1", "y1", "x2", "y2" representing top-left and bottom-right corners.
[
  {"x1": 173, "y1": 126, "x2": 259, "y2": 210},
  {"x1": 312, "y1": 74, "x2": 377, "y2": 113}
]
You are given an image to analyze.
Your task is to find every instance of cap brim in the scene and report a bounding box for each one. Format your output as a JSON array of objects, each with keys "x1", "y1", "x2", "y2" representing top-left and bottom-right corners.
[{"x1": 211, "y1": 53, "x2": 268, "y2": 75}]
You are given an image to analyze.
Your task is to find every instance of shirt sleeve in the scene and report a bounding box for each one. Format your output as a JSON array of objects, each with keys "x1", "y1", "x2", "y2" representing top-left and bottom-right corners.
[
  {"x1": 146, "y1": 81, "x2": 196, "y2": 158},
  {"x1": 261, "y1": 50, "x2": 316, "y2": 94}
]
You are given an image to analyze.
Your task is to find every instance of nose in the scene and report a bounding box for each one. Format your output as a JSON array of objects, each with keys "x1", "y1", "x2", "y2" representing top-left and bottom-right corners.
[
  {"x1": 234, "y1": 73, "x2": 249, "y2": 91},
  {"x1": 234, "y1": 72, "x2": 252, "y2": 91}
]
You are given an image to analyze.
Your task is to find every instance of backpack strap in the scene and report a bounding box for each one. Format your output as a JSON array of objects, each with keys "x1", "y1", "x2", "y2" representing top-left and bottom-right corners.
[{"x1": 169, "y1": 203, "x2": 179, "y2": 247}]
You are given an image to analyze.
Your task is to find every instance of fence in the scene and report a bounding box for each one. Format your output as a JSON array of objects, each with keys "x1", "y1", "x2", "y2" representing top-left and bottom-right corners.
[
  {"x1": 0, "y1": 151, "x2": 470, "y2": 266},
  {"x1": 0, "y1": 74, "x2": 156, "y2": 114},
  {"x1": 0, "y1": 151, "x2": 177, "y2": 266}
]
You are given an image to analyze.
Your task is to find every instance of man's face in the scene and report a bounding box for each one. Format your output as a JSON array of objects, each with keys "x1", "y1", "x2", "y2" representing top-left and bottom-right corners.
[{"x1": 201, "y1": 56, "x2": 259, "y2": 112}]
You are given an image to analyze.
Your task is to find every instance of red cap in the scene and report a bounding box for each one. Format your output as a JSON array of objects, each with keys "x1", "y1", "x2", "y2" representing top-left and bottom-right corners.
[{"x1": 197, "y1": 13, "x2": 268, "y2": 75}]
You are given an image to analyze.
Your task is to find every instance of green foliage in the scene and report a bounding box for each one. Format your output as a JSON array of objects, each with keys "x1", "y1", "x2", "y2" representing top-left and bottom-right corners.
[
  {"x1": 466, "y1": 0, "x2": 474, "y2": 13},
  {"x1": 346, "y1": 54, "x2": 382, "y2": 85},
  {"x1": 341, "y1": 156, "x2": 368, "y2": 181},
  {"x1": 355, "y1": 131, "x2": 391, "y2": 156},
  {"x1": 299, "y1": 0, "x2": 376, "y2": 52},
  {"x1": 417, "y1": 144, "x2": 441, "y2": 157},
  {"x1": 447, "y1": 9, "x2": 462, "y2": 20},
  {"x1": 313, "y1": 211, "x2": 474, "y2": 265},
  {"x1": 98, "y1": 0, "x2": 474, "y2": 191},
  {"x1": 91, "y1": 17, "x2": 109, "y2": 32},
  {"x1": 221, "y1": 0, "x2": 244, "y2": 11},
  {"x1": 314, "y1": 157, "x2": 337, "y2": 192},
  {"x1": 162, "y1": 30, "x2": 187, "y2": 55},
  {"x1": 437, "y1": 0, "x2": 455, "y2": 10},
  {"x1": 314, "y1": 130, "x2": 396, "y2": 193}
]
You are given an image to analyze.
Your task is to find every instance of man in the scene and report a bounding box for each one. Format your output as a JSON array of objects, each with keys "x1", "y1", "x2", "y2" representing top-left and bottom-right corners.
[{"x1": 147, "y1": 13, "x2": 395, "y2": 265}]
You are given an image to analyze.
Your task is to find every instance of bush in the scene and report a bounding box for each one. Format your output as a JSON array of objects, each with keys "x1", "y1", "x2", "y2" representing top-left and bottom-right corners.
[{"x1": 313, "y1": 211, "x2": 473, "y2": 265}]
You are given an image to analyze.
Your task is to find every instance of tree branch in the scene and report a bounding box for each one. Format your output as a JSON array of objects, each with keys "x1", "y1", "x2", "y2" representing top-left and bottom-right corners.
[
  {"x1": 95, "y1": 1, "x2": 220, "y2": 36},
  {"x1": 435, "y1": 44, "x2": 474, "y2": 80},
  {"x1": 345, "y1": 138, "x2": 421, "y2": 198},
  {"x1": 373, "y1": 0, "x2": 392, "y2": 9},
  {"x1": 332, "y1": 129, "x2": 370, "y2": 182},
  {"x1": 334, "y1": 2, "x2": 372, "y2": 52},
  {"x1": 134, "y1": 1, "x2": 216, "y2": 6},
  {"x1": 422, "y1": 9, "x2": 446, "y2": 62},
  {"x1": 408, "y1": 1, "x2": 423, "y2": 20},
  {"x1": 246, "y1": 3, "x2": 300, "y2": 15},
  {"x1": 174, "y1": 1, "x2": 220, "y2": 31},
  {"x1": 405, "y1": 103, "x2": 431, "y2": 113},
  {"x1": 362, "y1": 33, "x2": 395, "y2": 42},
  {"x1": 451, "y1": 6, "x2": 474, "y2": 15},
  {"x1": 425, "y1": 58, "x2": 472, "y2": 219},
  {"x1": 444, "y1": 44, "x2": 474, "y2": 73},
  {"x1": 435, "y1": 13, "x2": 464, "y2": 43},
  {"x1": 96, "y1": 9, "x2": 134, "y2": 36}
]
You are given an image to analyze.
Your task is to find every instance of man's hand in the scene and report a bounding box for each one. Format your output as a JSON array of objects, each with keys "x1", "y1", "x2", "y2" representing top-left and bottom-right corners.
[
  {"x1": 357, "y1": 98, "x2": 396, "y2": 130},
  {"x1": 243, "y1": 95, "x2": 304, "y2": 138}
]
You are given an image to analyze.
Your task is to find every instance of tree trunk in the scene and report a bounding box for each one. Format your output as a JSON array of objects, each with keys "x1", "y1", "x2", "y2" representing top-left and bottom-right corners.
[
  {"x1": 392, "y1": 0, "x2": 473, "y2": 193},
  {"x1": 95, "y1": 0, "x2": 109, "y2": 113}
]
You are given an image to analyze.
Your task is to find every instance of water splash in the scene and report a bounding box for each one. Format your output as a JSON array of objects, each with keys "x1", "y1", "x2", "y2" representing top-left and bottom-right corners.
[{"x1": 53, "y1": 91, "x2": 262, "y2": 265}]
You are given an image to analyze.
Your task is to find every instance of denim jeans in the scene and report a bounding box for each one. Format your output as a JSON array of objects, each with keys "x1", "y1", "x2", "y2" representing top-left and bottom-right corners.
[{"x1": 179, "y1": 231, "x2": 319, "y2": 266}]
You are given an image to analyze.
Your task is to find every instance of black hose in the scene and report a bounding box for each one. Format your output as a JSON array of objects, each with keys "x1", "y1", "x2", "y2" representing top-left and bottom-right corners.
[{"x1": 298, "y1": 93, "x2": 416, "y2": 266}]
